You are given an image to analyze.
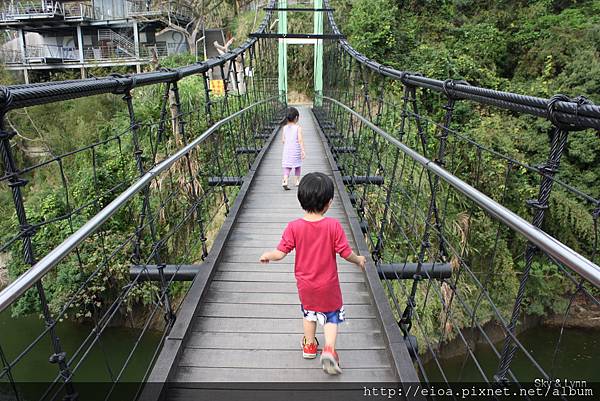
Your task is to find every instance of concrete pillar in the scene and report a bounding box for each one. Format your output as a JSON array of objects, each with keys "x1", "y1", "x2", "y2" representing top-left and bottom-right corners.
[
  {"x1": 76, "y1": 25, "x2": 85, "y2": 63},
  {"x1": 277, "y1": 0, "x2": 287, "y2": 104},
  {"x1": 133, "y1": 20, "x2": 140, "y2": 59},
  {"x1": 18, "y1": 28, "x2": 26, "y2": 63},
  {"x1": 18, "y1": 29, "x2": 28, "y2": 84}
]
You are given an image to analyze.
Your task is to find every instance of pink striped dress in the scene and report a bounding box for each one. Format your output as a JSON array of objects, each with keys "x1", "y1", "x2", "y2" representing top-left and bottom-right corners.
[{"x1": 282, "y1": 124, "x2": 302, "y2": 168}]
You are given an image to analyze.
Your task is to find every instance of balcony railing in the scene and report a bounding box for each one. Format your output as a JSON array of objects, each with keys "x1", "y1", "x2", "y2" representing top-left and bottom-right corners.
[
  {"x1": 0, "y1": 48, "x2": 22, "y2": 63},
  {"x1": 24, "y1": 43, "x2": 78, "y2": 60},
  {"x1": 126, "y1": 0, "x2": 192, "y2": 21},
  {"x1": 0, "y1": 42, "x2": 179, "y2": 66},
  {"x1": 0, "y1": 1, "x2": 95, "y2": 22},
  {"x1": 140, "y1": 43, "x2": 169, "y2": 58},
  {"x1": 83, "y1": 42, "x2": 171, "y2": 62},
  {"x1": 0, "y1": 1, "x2": 193, "y2": 23},
  {"x1": 63, "y1": 2, "x2": 94, "y2": 20},
  {"x1": 1, "y1": 1, "x2": 64, "y2": 21},
  {"x1": 83, "y1": 44, "x2": 133, "y2": 61}
]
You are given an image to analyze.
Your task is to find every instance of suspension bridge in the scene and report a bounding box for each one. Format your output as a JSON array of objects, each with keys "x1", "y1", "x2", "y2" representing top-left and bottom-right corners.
[{"x1": 0, "y1": 1, "x2": 599, "y2": 400}]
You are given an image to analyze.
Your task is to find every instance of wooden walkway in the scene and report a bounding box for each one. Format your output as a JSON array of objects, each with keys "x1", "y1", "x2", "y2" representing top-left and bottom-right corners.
[{"x1": 144, "y1": 106, "x2": 418, "y2": 401}]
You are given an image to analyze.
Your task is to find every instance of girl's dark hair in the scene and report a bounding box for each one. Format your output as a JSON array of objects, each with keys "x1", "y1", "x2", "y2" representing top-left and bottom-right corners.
[
  {"x1": 297, "y1": 172, "x2": 334, "y2": 213},
  {"x1": 281, "y1": 107, "x2": 299, "y2": 124}
]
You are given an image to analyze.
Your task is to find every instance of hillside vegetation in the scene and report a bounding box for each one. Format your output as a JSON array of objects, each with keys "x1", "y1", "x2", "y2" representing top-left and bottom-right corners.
[{"x1": 326, "y1": 0, "x2": 600, "y2": 347}]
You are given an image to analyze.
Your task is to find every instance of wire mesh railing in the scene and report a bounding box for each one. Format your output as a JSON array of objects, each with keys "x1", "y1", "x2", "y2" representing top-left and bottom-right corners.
[
  {"x1": 1, "y1": 0, "x2": 599, "y2": 396},
  {"x1": 0, "y1": 2, "x2": 280, "y2": 400},
  {"x1": 318, "y1": 0, "x2": 600, "y2": 395}
]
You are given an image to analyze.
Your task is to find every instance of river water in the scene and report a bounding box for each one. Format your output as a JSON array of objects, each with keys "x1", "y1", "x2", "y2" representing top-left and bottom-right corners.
[
  {"x1": 423, "y1": 326, "x2": 600, "y2": 382},
  {"x1": 0, "y1": 311, "x2": 161, "y2": 401},
  {"x1": 1, "y1": 311, "x2": 598, "y2": 400}
]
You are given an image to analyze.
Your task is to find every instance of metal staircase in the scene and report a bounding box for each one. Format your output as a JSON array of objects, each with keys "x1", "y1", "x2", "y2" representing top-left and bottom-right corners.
[{"x1": 98, "y1": 29, "x2": 136, "y2": 57}]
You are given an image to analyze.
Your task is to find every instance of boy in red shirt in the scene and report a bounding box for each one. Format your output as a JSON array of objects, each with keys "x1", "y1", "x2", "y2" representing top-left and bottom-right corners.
[{"x1": 260, "y1": 172, "x2": 366, "y2": 375}]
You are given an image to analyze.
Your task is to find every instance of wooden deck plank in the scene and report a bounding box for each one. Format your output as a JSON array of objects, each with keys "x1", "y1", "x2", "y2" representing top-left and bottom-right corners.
[
  {"x1": 209, "y1": 281, "x2": 368, "y2": 293},
  {"x1": 215, "y1": 262, "x2": 361, "y2": 273},
  {"x1": 218, "y1": 252, "x2": 357, "y2": 265},
  {"x1": 192, "y1": 317, "x2": 382, "y2": 333},
  {"x1": 232, "y1": 222, "x2": 334, "y2": 231},
  {"x1": 203, "y1": 291, "x2": 372, "y2": 305},
  {"x1": 170, "y1": 367, "x2": 397, "y2": 383},
  {"x1": 197, "y1": 303, "x2": 377, "y2": 318},
  {"x1": 213, "y1": 271, "x2": 364, "y2": 282},
  {"x1": 227, "y1": 232, "x2": 284, "y2": 241},
  {"x1": 237, "y1": 210, "x2": 347, "y2": 218},
  {"x1": 233, "y1": 219, "x2": 350, "y2": 227},
  {"x1": 178, "y1": 349, "x2": 392, "y2": 369},
  {"x1": 184, "y1": 332, "x2": 387, "y2": 350},
  {"x1": 235, "y1": 215, "x2": 349, "y2": 223},
  {"x1": 213, "y1": 261, "x2": 358, "y2": 270},
  {"x1": 167, "y1": 388, "x2": 393, "y2": 401}
]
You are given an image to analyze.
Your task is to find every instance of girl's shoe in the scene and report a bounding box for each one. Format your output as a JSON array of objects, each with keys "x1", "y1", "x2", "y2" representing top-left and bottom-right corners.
[
  {"x1": 302, "y1": 337, "x2": 319, "y2": 359},
  {"x1": 282, "y1": 179, "x2": 289, "y2": 190},
  {"x1": 320, "y1": 345, "x2": 342, "y2": 374}
]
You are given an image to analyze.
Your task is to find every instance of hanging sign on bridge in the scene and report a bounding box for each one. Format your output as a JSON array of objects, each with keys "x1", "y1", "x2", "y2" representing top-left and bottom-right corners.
[{"x1": 210, "y1": 79, "x2": 225, "y2": 96}]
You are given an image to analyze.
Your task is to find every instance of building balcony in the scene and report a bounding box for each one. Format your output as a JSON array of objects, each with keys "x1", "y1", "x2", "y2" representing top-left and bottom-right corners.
[
  {"x1": 1, "y1": 1, "x2": 64, "y2": 22},
  {"x1": 63, "y1": 2, "x2": 95, "y2": 20},
  {"x1": 0, "y1": 48, "x2": 22, "y2": 63},
  {"x1": 0, "y1": 1, "x2": 193, "y2": 27},
  {"x1": 26, "y1": 43, "x2": 78, "y2": 61},
  {"x1": 126, "y1": 1, "x2": 192, "y2": 22},
  {"x1": 0, "y1": 41, "x2": 179, "y2": 69},
  {"x1": 0, "y1": 1, "x2": 95, "y2": 24}
]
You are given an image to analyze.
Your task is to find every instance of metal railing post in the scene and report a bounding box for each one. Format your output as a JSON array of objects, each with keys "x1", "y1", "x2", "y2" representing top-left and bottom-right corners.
[
  {"x1": 399, "y1": 85, "x2": 458, "y2": 339},
  {"x1": 494, "y1": 94, "x2": 592, "y2": 382},
  {"x1": 0, "y1": 89, "x2": 77, "y2": 400}
]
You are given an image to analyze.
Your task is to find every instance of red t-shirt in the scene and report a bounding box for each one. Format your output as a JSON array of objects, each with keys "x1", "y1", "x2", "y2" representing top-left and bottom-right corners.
[{"x1": 277, "y1": 217, "x2": 352, "y2": 312}]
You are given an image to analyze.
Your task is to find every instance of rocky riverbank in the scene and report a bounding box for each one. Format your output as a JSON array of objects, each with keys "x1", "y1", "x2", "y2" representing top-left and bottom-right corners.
[{"x1": 422, "y1": 298, "x2": 600, "y2": 363}]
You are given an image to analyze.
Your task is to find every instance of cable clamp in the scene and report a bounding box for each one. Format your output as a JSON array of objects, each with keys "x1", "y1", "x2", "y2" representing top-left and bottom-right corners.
[
  {"x1": 0, "y1": 129, "x2": 16, "y2": 140},
  {"x1": 20, "y1": 223, "x2": 37, "y2": 238},
  {"x1": 526, "y1": 199, "x2": 548, "y2": 210},
  {"x1": 49, "y1": 351, "x2": 66, "y2": 364},
  {"x1": 0, "y1": 86, "x2": 13, "y2": 114},
  {"x1": 442, "y1": 79, "x2": 469, "y2": 100},
  {"x1": 547, "y1": 94, "x2": 592, "y2": 131},
  {"x1": 536, "y1": 162, "x2": 558, "y2": 175},
  {"x1": 7, "y1": 176, "x2": 28, "y2": 188}
]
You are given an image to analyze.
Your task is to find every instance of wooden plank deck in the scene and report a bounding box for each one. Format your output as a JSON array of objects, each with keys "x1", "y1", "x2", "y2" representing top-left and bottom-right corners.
[{"x1": 146, "y1": 106, "x2": 418, "y2": 401}]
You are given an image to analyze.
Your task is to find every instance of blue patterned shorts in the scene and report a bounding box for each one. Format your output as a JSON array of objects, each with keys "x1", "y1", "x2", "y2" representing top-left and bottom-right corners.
[{"x1": 301, "y1": 305, "x2": 345, "y2": 325}]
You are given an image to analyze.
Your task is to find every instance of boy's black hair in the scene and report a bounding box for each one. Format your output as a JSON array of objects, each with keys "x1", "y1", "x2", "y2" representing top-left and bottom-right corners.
[
  {"x1": 297, "y1": 172, "x2": 334, "y2": 213},
  {"x1": 281, "y1": 107, "x2": 300, "y2": 124}
]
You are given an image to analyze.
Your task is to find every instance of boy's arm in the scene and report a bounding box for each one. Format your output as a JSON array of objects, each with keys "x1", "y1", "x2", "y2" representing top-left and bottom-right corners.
[
  {"x1": 260, "y1": 249, "x2": 287, "y2": 263},
  {"x1": 343, "y1": 250, "x2": 366, "y2": 269},
  {"x1": 334, "y1": 220, "x2": 365, "y2": 269},
  {"x1": 264, "y1": 223, "x2": 294, "y2": 264}
]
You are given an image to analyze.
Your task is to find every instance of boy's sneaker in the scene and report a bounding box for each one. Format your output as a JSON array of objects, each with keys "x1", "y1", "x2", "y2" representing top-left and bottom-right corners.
[
  {"x1": 302, "y1": 337, "x2": 319, "y2": 359},
  {"x1": 320, "y1": 345, "x2": 342, "y2": 375}
]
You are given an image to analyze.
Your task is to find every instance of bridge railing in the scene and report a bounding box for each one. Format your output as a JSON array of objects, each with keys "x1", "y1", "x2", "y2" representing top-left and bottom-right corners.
[
  {"x1": 320, "y1": 0, "x2": 600, "y2": 392},
  {"x1": 0, "y1": 2, "x2": 279, "y2": 400}
]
